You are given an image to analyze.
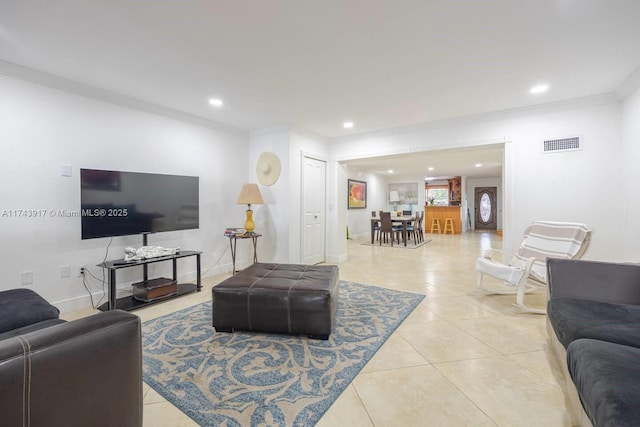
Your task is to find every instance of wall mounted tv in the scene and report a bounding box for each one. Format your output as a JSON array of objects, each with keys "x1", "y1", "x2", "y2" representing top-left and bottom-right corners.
[{"x1": 80, "y1": 169, "x2": 199, "y2": 240}]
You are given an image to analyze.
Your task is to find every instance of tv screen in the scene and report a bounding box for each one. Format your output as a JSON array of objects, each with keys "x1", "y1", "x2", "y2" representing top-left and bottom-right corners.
[{"x1": 80, "y1": 169, "x2": 199, "y2": 239}]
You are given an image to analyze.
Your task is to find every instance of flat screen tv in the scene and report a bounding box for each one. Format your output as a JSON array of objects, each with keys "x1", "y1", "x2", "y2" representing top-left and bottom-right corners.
[{"x1": 80, "y1": 168, "x2": 199, "y2": 240}]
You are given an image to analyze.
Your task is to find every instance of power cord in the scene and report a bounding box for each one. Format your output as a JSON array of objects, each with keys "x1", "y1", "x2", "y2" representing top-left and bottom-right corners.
[
  {"x1": 81, "y1": 237, "x2": 112, "y2": 309},
  {"x1": 201, "y1": 244, "x2": 230, "y2": 277}
]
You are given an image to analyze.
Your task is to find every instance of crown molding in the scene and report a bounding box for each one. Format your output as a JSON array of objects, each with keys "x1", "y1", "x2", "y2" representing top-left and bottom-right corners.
[
  {"x1": 615, "y1": 66, "x2": 640, "y2": 100},
  {"x1": 330, "y1": 93, "x2": 619, "y2": 144},
  {"x1": 0, "y1": 59, "x2": 247, "y2": 137},
  {"x1": 249, "y1": 125, "x2": 291, "y2": 138}
]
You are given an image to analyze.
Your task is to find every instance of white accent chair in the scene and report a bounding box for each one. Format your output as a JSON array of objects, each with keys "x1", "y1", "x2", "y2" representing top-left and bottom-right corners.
[{"x1": 476, "y1": 221, "x2": 592, "y2": 314}]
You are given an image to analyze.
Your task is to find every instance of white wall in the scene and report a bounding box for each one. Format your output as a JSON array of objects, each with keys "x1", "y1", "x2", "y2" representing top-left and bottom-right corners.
[
  {"x1": 622, "y1": 86, "x2": 640, "y2": 260},
  {"x1": 248, "y1": 127, "x2": 330, "y2": 264},
  {"x1": 329, "y1": 95, "x2": 625, "y2": 262},
  {"x1": 345, "y1": 169, "x2": 387, "y2": 240},
  {"x1": 0, "y1": 74, "x2": 250, "y2": 312},
  {"x1": 248, "y1": 127, "x2": 291, "y2": 264}
]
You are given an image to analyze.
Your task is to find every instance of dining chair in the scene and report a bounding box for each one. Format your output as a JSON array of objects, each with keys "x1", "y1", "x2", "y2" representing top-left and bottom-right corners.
[
  {"x1": 407, "y1": 212, "x2": 424, "y2": 245},
  {"x1": 379, "y1": 211, "x2": 402, "y2": 246},
  {"x1": 416, "y1": 211, "x2": 425, "y2": 243},
  {"x1": 371, "y1": 211, "x2": 381, "y2": 241}
]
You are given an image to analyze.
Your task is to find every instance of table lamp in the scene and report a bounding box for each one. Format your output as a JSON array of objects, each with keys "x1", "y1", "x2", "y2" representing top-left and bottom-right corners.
[{"x1": 236, "y1": 183, "x2": 264, "y2": 233}]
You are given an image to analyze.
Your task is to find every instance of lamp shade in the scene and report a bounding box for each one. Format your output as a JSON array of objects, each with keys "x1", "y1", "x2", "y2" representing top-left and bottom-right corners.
[
  {"x1": 236, "y1": 183, "x2": 264, "y2": 205},
  {"x1": 389, "y1": 190, "x2": 400, "y2": 203}
]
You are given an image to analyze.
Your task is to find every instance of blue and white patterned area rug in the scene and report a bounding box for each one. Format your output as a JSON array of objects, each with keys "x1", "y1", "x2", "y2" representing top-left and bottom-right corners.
[{"x1": 142, "y1": 281, "x2": 424, "y2": 426}]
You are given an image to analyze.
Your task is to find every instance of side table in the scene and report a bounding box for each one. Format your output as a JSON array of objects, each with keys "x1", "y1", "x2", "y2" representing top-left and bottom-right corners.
[{"x1": 226, "y1": 233, "x2": 261, "y2": 274}]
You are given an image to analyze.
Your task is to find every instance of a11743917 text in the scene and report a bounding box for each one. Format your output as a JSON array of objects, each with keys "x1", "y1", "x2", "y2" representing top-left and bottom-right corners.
[{"x1": 1, "y1": 208, "x2": 129, "y2": 218}]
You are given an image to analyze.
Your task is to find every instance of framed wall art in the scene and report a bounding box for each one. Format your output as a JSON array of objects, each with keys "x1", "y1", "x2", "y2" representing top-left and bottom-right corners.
[
  {"x1": 347, "y1": 179, "x2": 367, "y2": 209},
  {"x1": 388, "y1": 182, "x2": 419, "y2": 205}
]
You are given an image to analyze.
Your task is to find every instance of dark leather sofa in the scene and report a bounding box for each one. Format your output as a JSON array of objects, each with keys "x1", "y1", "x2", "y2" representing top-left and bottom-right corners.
[
  {"x1": 0, "y1": 289, "x2": 143, "y2": 427},
  {"x1": 546, "y1": 259, "x2": 640, "y2": 427}
]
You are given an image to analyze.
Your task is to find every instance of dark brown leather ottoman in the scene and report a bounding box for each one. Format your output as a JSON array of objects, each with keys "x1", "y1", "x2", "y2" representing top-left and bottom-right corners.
[{"x1": 212, "y1": 263, "x2": 339, "y2": 339}]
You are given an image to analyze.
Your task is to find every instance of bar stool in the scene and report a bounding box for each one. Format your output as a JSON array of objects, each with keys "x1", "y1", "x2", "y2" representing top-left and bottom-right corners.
[
  {"x1": 430, "y1": 218, "x2": 441, "y2": 234},
  {"x1": 443, "y1": 218, "x2": 455, "y2": 235}
]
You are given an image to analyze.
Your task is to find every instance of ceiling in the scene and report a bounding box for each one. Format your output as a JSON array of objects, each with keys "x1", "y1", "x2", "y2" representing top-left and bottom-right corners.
[
  {"x1": 345, "y1": 144, "x2": 504, "y2": 180},
  {"x1": 1, "y1": 1, "x2": 639, "y2": 177}
]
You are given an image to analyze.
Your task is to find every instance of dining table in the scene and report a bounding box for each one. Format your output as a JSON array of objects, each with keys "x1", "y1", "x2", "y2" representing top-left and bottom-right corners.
[{"x1": 371, "y1": 215, "x2": 415, "y2": 246}]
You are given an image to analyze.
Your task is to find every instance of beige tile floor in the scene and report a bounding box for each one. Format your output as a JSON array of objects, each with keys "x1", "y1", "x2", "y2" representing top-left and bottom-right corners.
[{"x1": 64, "y1": 231, "x2": 576, "y2": 426}]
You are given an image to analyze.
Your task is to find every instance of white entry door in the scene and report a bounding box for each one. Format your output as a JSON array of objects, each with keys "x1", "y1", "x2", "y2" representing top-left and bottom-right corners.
[{"x1": 302, "y1": 155, "x2": 326, "y2": 264}]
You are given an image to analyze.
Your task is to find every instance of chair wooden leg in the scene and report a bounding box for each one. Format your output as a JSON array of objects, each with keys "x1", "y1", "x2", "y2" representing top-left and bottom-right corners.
[{"x1": 514, "y1": 281, "x2": 546, "y2": 314}]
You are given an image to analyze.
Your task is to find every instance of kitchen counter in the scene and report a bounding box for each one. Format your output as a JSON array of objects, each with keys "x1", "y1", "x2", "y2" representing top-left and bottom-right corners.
[{"x1": 425, "y1": 205, "x2": 461, "y2": 234}]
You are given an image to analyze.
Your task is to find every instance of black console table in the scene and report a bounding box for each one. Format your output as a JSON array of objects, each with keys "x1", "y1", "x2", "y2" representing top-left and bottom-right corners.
[{"x1": 97, "y1": 250, "x2": 202, "y2": 311}]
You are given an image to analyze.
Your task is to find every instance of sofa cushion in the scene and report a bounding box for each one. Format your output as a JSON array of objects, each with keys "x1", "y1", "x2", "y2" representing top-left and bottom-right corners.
[
  {"x1": 567, "y1": 338, "x2": 640, "y2": 427},
  {"x1": 0, "y1": 288, "x2": 60, "y2": 334},
  {"x1": 547, "y1": 298, "x2": 640, "y2": 349}
]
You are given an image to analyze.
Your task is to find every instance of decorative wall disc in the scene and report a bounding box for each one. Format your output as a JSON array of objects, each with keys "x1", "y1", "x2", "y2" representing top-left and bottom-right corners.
[{"x1": 256, "y1": 151, "x2": 281, "y2": 186}]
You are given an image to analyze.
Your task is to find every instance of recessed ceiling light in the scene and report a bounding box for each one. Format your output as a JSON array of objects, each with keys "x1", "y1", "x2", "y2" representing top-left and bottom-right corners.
[
  {"x1": 530, "y1": 84, "x2": 549, "y2": 94},
  {"x1": 475, "y1": 163, "x2": 483, "y2": 167},
  {"x1": 209, "y1": 98, "x2": 223, "y2": 107},
  {"x1": 343, "y1": 121, "x2": 354, "y2": 129},
  {"x1": 388, "y1": 169, "x2": 394, "y2": 174},
  {"x1": 428, "y1": 167, "x2": 434, "y2": 171}
]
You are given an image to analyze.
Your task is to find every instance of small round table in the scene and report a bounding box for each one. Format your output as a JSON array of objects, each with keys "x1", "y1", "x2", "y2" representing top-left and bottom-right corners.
[{"x1": 226, "y1": 232, "x2": 261, "y2": 274}]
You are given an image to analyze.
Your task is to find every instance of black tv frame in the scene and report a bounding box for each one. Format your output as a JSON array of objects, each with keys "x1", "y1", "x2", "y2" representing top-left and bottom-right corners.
[{"x1": 80, "y1": 168, "x2": 199, "y2": 241}]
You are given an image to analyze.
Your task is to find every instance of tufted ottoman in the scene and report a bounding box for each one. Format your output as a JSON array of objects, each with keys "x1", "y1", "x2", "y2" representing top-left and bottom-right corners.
[{"x1": 212, "y1": 263, "x2": 339, "y2": 339}]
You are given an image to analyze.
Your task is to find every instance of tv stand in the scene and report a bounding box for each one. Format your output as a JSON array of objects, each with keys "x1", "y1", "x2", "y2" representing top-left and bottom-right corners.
[{"x1": 97, "y1": 250, "x2": 201, "y2": 312}]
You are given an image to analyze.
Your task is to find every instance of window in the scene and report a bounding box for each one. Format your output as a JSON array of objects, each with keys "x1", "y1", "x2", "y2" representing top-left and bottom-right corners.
[
  {"x1": 480, "y1": 193, "x2": 492, "y2": 222},
  {"x1": 426, "y1": 186, "x2": 449, "y2": 206}
]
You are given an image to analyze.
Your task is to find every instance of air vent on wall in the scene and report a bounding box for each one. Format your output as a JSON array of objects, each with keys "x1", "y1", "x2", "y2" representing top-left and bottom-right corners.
[{"x1": 542, "y1": 136, "x2": 582, "y2": 153}]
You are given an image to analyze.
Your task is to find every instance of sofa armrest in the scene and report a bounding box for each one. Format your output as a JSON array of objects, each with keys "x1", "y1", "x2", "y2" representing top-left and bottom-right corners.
[
  {"x1": 0, "y1": 310, "x2": 142, "y2": 427},
  {"x1": 547, "y1": 258, "x2": 640, "y2": 304}
]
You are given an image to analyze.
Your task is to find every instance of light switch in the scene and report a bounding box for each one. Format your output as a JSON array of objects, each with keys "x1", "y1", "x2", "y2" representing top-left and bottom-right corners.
[
  {"x1": 61, "y1": 164, "x2": 72, "y2": 177},
  {"x1": 21, "y1": 271, "x2": 33, "y2": 285},
  {"x1": 60, "y1": 265, "x2": 71, "y2": 278}
]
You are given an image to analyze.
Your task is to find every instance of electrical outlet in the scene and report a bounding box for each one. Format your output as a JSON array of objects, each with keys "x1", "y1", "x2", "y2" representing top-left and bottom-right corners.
[{"x1": 78, "y1": 266, "x2": 86, "y2": 277}]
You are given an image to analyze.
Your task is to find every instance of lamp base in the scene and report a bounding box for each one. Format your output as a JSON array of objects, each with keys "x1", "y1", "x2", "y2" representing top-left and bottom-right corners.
[{"x1": 244, "y1": 208, "x2": 255, "y2": 233}]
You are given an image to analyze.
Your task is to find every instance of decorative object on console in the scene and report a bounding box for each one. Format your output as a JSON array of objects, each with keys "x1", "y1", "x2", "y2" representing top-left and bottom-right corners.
[
  {"x1": 236, "y1": 183, "x2": 264, "y2": 233},
  {"x1": 124, "y1": 246, "x2": 180, "y2": 261},
  {"x1": 132, "y1": 278, "x2": 178, "y2": 302},
  {"x1": 256, "y1": 151, "x2": 281, "y2": 186},
  {"x1": 224, "y1": 227, "x2": 245, "y2": 237}
]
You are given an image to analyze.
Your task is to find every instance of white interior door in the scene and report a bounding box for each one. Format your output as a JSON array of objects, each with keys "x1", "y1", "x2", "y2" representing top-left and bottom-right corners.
[{"x1": 302, "y1": 156, "x2": 326, "y2": 264}]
